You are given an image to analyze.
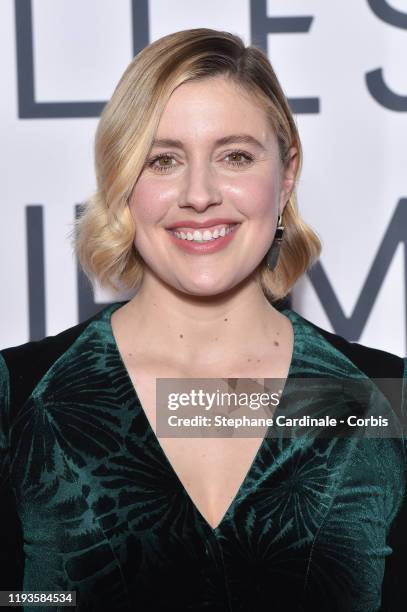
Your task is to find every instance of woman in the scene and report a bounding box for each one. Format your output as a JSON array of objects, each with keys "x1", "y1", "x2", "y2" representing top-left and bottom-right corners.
[{"x1": 1, "y1": 28, "x2": 406, "y2": 612}]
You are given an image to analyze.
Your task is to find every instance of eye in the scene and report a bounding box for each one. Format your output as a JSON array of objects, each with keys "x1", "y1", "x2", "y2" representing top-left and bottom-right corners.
[
  {"x1": 147, "y1": 154, "x2": 177, "y2": 173},
  {"x1": 224, "y1": 150, "x2": 254, "y2": 167}
]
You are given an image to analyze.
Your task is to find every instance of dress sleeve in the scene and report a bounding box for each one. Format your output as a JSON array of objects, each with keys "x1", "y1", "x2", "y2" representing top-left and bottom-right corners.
[
  {"x1": 404, "y1": 353, "x2": 407, "y2": 441},
  {"x1": 379, "y1": 357, "x2": 407, "y2": 611},
  {"x1": 0, "y1": 353, "x2": 11, "y2": 488},
  {"x1": 0, "y1": 353, "x2": 24, "y2": 590}
]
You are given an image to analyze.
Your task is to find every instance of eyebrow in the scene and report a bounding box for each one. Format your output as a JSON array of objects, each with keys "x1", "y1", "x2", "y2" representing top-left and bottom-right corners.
[{"x1": 151, "y1": 134, "x2": 267, "y2": 151}]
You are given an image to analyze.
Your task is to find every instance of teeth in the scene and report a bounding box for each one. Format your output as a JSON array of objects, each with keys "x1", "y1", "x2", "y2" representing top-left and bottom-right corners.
[{"x1": 173, "y1": 225, "x2": 234, "y2": 242}]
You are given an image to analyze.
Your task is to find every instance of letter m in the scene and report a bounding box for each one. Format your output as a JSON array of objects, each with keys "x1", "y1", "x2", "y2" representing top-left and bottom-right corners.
[{"x1": 307, "y1": 199, "x2": 407, "y2": 345}]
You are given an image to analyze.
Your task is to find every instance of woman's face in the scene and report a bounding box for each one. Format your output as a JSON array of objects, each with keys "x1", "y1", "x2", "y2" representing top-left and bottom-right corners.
[{"x1": 128, "y1": 75, "x2": 297, "y2": 296}]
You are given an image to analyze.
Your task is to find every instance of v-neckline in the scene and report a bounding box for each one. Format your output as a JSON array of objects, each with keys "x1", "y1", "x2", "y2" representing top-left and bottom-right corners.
[{"x1": 104, "y1": 302, "x2": 299, "y2": 533}]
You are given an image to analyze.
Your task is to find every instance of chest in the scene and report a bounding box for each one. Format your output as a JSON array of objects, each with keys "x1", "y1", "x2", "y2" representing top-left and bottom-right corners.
[{"x1": 123, "y1": 359, "x2": 286, "y2": 530}]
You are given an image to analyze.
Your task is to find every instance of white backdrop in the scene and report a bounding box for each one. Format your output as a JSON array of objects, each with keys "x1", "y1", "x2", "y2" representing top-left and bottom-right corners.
[{"x1": 1, "y1": 0, "x2": 406, "y2": 356}]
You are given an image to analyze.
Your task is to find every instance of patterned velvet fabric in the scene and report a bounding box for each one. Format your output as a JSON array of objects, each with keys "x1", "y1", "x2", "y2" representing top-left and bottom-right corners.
[{"x1": 0, "y1": 302, "x2": 406, "y2": 611}]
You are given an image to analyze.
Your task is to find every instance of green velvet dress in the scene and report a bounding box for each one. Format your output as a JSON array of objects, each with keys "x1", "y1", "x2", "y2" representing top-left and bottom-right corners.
[{"x1": 0, "y1": 302, "x2": 406, "y2": 611}]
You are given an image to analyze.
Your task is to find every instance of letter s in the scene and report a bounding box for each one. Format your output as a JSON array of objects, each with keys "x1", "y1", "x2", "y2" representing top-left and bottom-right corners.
[{"x1": 366, "y1": 0, "x2": 407, "y2": 110}]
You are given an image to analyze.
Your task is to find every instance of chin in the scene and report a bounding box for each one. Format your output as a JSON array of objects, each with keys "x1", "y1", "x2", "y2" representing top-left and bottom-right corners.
[{"x1": 176, "y1": 277, "x2": 237, "y2": 298}]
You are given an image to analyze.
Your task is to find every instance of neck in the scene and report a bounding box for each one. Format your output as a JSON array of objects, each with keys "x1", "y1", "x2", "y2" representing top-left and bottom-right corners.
[{"x1": 112, "y1": 271, "x2": 291, "y2": 372}]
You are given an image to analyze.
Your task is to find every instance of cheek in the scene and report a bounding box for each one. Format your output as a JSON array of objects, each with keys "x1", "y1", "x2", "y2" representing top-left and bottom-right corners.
[
  {"x1": 225, "y1": 174, "x2": 278, "y2": 216},
  {"x1": 128, "y1": 179, "x2": 177, "y2": 225}
]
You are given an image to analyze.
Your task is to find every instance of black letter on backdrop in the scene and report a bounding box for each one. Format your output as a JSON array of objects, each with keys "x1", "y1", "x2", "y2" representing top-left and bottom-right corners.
[
  {"x1": 26, "y1": 205, "x2": 46, "y2": 341},
  {"x1": 308, "y1": 198, "x2": 407, "y2": 343},
  {"x1": 250, "y1": 0, "x2": 320, "y2": 114},
  {"x1": 367, "y1": 0, "x2": 407, "y2": 28},
  {"x1": 15, "y1": 0, "x2": 149, "y2": 118},
  {"x1": 26, "y1": 204, "x2": 110, "y2": 341},
  {"x1": 366, "y1": 0, "x2": 407, "y2": 110}
]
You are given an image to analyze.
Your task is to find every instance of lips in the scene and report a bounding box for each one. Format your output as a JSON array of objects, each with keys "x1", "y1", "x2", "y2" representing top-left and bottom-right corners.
[{"x1": 166, "y1": 220, "x2": 240, "y2": 253}]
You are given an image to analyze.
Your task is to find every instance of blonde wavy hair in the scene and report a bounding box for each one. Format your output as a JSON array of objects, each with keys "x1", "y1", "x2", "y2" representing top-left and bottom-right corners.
[{"x1": 75, "y1": 28, "x2": 321, "y2": 302}]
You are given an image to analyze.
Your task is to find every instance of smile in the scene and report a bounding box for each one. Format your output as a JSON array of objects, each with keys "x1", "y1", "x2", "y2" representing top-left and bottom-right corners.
[
  {"x1": 166, "y1": 223, "x2": 241, "y2": 253},
  {"x1": 169, "y1": 223, "x2": 238, "y2": 242}
]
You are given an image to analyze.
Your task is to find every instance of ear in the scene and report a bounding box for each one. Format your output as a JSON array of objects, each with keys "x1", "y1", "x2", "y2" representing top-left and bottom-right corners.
[{"x1": 279, "y1": 147, "x2": 299, "y2": 215}]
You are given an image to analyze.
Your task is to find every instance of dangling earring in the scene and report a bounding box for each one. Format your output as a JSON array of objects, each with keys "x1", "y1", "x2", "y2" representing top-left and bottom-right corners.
[{"x1": 266, "y1": 214, "x2": 285, "y2": 271}]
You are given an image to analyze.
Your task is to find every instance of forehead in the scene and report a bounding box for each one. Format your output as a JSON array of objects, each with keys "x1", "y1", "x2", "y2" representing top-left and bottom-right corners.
[{"x1": 155, "y1": 76, "x2": 274, "y2": 145}]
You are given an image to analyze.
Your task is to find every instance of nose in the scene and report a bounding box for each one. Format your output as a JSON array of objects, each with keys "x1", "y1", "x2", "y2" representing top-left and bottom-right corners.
[{"x1": 178, "y1": 160, "x2": 222, "y2": 211}]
